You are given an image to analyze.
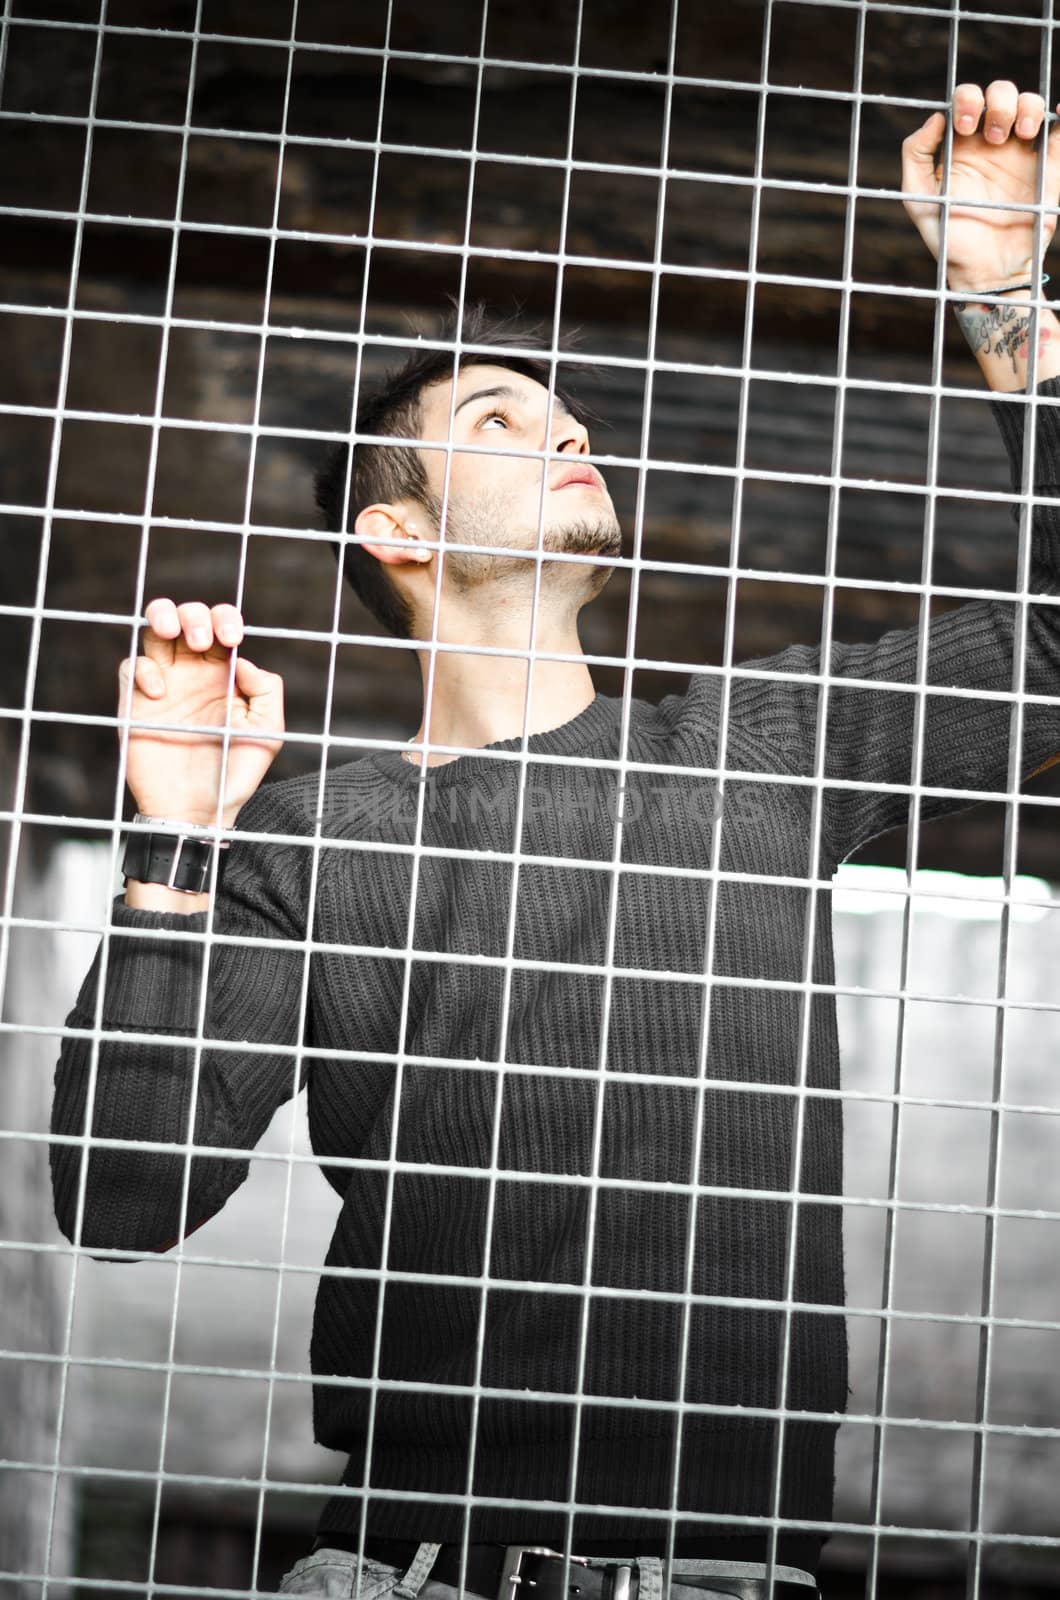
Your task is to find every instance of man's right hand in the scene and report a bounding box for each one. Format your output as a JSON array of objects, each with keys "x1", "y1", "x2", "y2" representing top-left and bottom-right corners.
[{"x1": 118, "y1": 598, "x2": 285, "y2": 830}]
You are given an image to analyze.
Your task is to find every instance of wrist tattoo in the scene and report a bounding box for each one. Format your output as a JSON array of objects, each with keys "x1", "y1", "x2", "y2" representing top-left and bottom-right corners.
[{"x1": 954, "y1": 300, "x2": 1051, "y2": 372}]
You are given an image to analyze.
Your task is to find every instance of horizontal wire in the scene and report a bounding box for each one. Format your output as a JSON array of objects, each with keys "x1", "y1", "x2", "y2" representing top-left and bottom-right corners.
[
  {"x1": 5, "y1": 387, "x2": 1060, "y2": 444},
  {"x1": 9, "y1": 828, "x2": 1059, "y2": 913},
  {"x1": 5, "y1": 594, "x2": 1060, "y2": 661},
  {"x1": 0, "y1": 1525, "x2": 1051, "y2": 1600},
  {"x1": 6, "y1": 385, "x2": 1057, "y2": 439},
  {"x1": 1, "y1": 1359, "x2": 1057, "y2": 1438},
  {"x1": 6, "y1": 527, "x2": 1057, "y2": 602},
  {"x1": 0, "y1": 6, "x2": 1056, "y2": 78},
  {"x1": 3, "y1": 335, "x2": 1056, "y2": 454},
  {"x1": 6, "y1": 196, "x2": 1060, "y2": 278},
  {"x1": 9, "y1": 835, "x2": 1058, "y2": 908},
  {"x1": 6, "y1": 1343, "x2": 1060, "y2": 1420},
  {"x1": 0, "y1": 104, "x2": 993, "y2": 175},
  {"x1": 0, "y1": 1473, "x2": 1054, "y2": 1548},
  {"x1": 6, "y1": 105, "x2": 1060, "y2": 216},
  {"x1": 4, "y1": 512, "x2": 1060, "y2": 608},
  {"x1": 6, "y1": 304, "x2": 1060, "y2": 412},
  {"x1": 18, "y1": 1121, "x2": 1060, "y2": 1220},
  {"x1": 11, "y1": 1018, "x2": 1060, "y2": 1108},
  {"x1": 2, "y1": 1447, "x2": 1059, "y2": 1541},
  {"x1": 15, "y1": 919, "x2": 1060, "y2": 1007},
  {"x1": 9, "y1": 696, "x2": 1060, "y2": 776},
  {"x1": 7, "y1": 442, "x2": 1059, "y2": 524},
  {"x1": 7, "y1": 788, "x2": 1058, "y2": 877},
  {"x1": 11, "y1": 923, "x2": 1060, "y2": 1011}
]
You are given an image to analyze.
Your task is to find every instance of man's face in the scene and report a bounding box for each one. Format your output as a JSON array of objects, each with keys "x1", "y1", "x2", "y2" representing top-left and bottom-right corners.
[{"x1": 414, "y1": 363, "x2": 623, "y2": 595}]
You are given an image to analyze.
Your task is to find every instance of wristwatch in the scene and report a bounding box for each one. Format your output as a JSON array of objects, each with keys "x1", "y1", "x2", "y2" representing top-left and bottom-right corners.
[{"x1": 121, "y1": 813, "x2": 230, "y2": 895}]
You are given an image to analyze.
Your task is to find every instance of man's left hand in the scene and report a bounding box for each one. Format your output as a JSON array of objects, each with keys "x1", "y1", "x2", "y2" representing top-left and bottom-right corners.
[{"x1": 902, "y1": 81, "x2": 1060, "y2": 294}]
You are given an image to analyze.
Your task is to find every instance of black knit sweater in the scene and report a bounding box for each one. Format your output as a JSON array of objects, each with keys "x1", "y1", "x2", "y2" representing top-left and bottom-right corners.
[{"x1": 52, "y1": 387, "x2": 1060, "y2": 1567}]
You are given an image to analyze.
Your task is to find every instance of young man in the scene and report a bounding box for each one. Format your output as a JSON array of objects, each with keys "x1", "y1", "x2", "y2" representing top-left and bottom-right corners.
[{"x1": 52, "y1": 84, "x2": 1060, "y2": 1599}]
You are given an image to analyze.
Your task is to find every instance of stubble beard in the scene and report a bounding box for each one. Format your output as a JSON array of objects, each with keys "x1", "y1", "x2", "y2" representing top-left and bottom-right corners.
[{"x1": 424, "y1": 486, "x2": 623, "y2": 600}]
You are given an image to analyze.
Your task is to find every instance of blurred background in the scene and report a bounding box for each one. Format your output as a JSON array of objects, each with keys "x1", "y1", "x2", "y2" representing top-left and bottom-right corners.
[{"x1": 2, "y1": 0, "x2": 1059, "y2": 1595}]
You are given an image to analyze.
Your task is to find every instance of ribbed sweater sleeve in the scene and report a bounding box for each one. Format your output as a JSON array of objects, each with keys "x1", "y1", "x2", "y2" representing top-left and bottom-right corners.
[
  {"x1": 50, "y1": 784, "x2": 313, "y2": 1255},
  {"x1": 724, "y1": 380, "x2": 1060, "y2": 863}
]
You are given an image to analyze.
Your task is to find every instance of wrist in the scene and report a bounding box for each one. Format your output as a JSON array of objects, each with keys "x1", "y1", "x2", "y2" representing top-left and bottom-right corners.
[
  {"x1": 131, "y1": 809, "x2": 240, "y2": 832},
  {"x1": 947, "y1": 269, "x2": 1043, "y2": 298},
  {"x1": 122, "y1": 817, "x2": 231, "y2": 898},
  {"x1": 948, "y1": 278, "x2": 1031, "y2": 295}
]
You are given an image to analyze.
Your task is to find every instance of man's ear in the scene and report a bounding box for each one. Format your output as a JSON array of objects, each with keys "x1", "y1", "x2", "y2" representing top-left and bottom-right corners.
[{"x1": 354, "y1": 503, "x2": 433, "y2": 566}]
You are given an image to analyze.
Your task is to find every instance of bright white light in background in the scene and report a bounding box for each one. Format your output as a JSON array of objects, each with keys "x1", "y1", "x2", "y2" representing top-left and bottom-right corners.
[
  {"x1": 834, "y1": 863, "x2": 1055, "y2": 922},
  {"x1": 53, "y1": 844, "x2": 1057, "y2": 959}
]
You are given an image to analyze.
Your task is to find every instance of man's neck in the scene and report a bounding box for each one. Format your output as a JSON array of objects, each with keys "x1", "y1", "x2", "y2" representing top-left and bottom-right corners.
[{"x1": 407, "y1": 620, "x2": 595, "y2": 766}]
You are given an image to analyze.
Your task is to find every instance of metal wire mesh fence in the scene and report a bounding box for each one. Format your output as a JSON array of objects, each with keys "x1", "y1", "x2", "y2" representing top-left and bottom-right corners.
[{"x1": 1, "y1": 1, "x2": 1060, "y2": 1597}]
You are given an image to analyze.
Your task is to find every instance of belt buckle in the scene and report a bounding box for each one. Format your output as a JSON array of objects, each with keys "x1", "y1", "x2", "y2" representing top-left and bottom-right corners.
[{"x1": 497, "y1": 1547, "x2": 590, "y2": 1599}]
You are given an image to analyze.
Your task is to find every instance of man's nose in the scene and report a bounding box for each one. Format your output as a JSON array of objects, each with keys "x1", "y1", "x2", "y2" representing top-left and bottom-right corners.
[{"x1": 551, "y1": 414, "x2": 590, "y2": 455}]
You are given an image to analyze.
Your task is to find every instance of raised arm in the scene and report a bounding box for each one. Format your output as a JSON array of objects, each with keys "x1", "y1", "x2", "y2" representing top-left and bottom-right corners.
[
  {"x1": 118, "y1": 597, "x2": 284, "y2": 912},
  {"x1": 724, "y1": 82, "x2": 1060, "y2": 866},
  {"x1": 902, "y1": 80, "x2": 1060, "y2": 392},
  {"x1": 50, "y1": 600, "x2": 306, "y2": 1256}
]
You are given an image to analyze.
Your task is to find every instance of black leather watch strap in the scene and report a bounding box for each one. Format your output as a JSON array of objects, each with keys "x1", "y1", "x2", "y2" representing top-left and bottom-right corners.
[{"x1": 122, "y1": 828, "x2": 222, "y2": 894}]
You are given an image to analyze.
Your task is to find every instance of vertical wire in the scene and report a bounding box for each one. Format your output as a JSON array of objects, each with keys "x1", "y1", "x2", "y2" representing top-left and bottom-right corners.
[
  {"x1": 763, "y1": 0, "x2": 867, "y2": 1584},
  {"x1": 654, "y1": 0, "x2": 777, "y2": 1575},
  {"x1": 313, "y1": 8, "x2": 397, "y2": 1583},
  {"x1": 966, "y1": 12, "x2": 1054, "y2": 1594},
  {"x1": 134, "y1": 0, "x2": 271, "y2": 1582},
  {"x1": 455, "y1": 5, "x2": 586, "y2": 1591},
  {"x1": 230, "y1": 4, "x2": 322, "y2": 1588},
  {"x1": 0, "y1": 10, "x2": 112, "y2": 1594},
  {"x1": 864, "y1": 19, "x2": 962, "y2": 1595},
  {"x1": 0, "y1": 0, "x2": 107, "y2": 1075},
  {"x1": 40, "y1": 0, "x2": 208, "y2": 1578},
  {"x1": 558, "y1": 0, "x2": 681, "y2": 1565},
  {"x1": 653, "y1": 0, "x2": 769, "y2": 1574},
  {"x1": 418, "y1": 0, "x2": 524, "y2": 1579},
  {"x1": 354, "y1": 1, "x2": 492, "y2": 1562},
  {"x1": 0, "y1": 0, "x2": 11, "y2": 106}
]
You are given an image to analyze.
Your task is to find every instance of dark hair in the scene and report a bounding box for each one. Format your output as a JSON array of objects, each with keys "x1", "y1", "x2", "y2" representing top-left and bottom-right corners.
[{"x1": 314, "y1": 304, "x2": 590, "y2": 640}]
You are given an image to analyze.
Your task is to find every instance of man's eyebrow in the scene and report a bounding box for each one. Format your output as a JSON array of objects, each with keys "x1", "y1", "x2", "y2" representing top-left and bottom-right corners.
[{"x1": 451, "y1": 383, "x2": 573, "y2": 420}]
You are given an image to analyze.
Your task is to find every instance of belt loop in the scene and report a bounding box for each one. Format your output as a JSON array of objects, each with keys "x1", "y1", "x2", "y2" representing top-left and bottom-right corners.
[
  {"x1": 393, "y1": 1541, "x2": 443, "y2": 1599},
  {"x1": 635, "y1": 1557, "x2": 662, "y2": 1600},
  {"x1": 610, "y1": 1567, "x2": 634, "y2": 1600}
]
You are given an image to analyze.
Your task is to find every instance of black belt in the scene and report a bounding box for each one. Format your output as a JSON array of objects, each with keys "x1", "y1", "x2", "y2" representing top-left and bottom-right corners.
[
  {"x1": 349, "y1": 1539, "x2": 818, "y2": 1600},
  {"x1": 436, "y1": 1547, "x2": 631, "y2": 1600}
]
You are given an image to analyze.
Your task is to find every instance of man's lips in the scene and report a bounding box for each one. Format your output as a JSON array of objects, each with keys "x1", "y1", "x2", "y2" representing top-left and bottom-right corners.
[{"x1": 551, "y1": 465, "x2": 606, "y2": 494}]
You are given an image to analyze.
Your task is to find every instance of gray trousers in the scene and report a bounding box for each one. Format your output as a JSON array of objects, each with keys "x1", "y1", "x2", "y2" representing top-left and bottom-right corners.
[{"x1": 277, "y1": 1542, "x2": 819, "y2": 1599}]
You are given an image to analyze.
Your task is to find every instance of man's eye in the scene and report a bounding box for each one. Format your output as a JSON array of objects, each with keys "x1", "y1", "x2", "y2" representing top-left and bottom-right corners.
[{"x1": 480, "y1": 410, "x2": 512, "y2": 430}]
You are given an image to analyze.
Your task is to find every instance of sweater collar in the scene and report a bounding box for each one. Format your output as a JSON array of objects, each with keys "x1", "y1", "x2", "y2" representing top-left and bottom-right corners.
[{"x1": 368, "y1": 691, "x2": 619, "y2": 787}]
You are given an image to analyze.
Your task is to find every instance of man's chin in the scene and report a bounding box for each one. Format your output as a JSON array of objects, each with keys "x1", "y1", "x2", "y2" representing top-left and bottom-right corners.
[{"x1": 544, "y1": 516, "x2": 624, "y2": 560}]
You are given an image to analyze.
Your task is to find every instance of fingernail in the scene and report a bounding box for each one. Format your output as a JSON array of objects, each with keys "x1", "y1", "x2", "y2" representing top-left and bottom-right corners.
[
  {"x1": 958, "y1": 114, "x2": 975, "y2": 132},
  {"x1": 986, "y1": 123, "x2": 1005, "y2": 142},
  {"x1": 1018, "y1": 117, "x2": 1034, "y2": 137},
  {"x1": 189, "y1": 628, "x2": 210, "y2": 648}
]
